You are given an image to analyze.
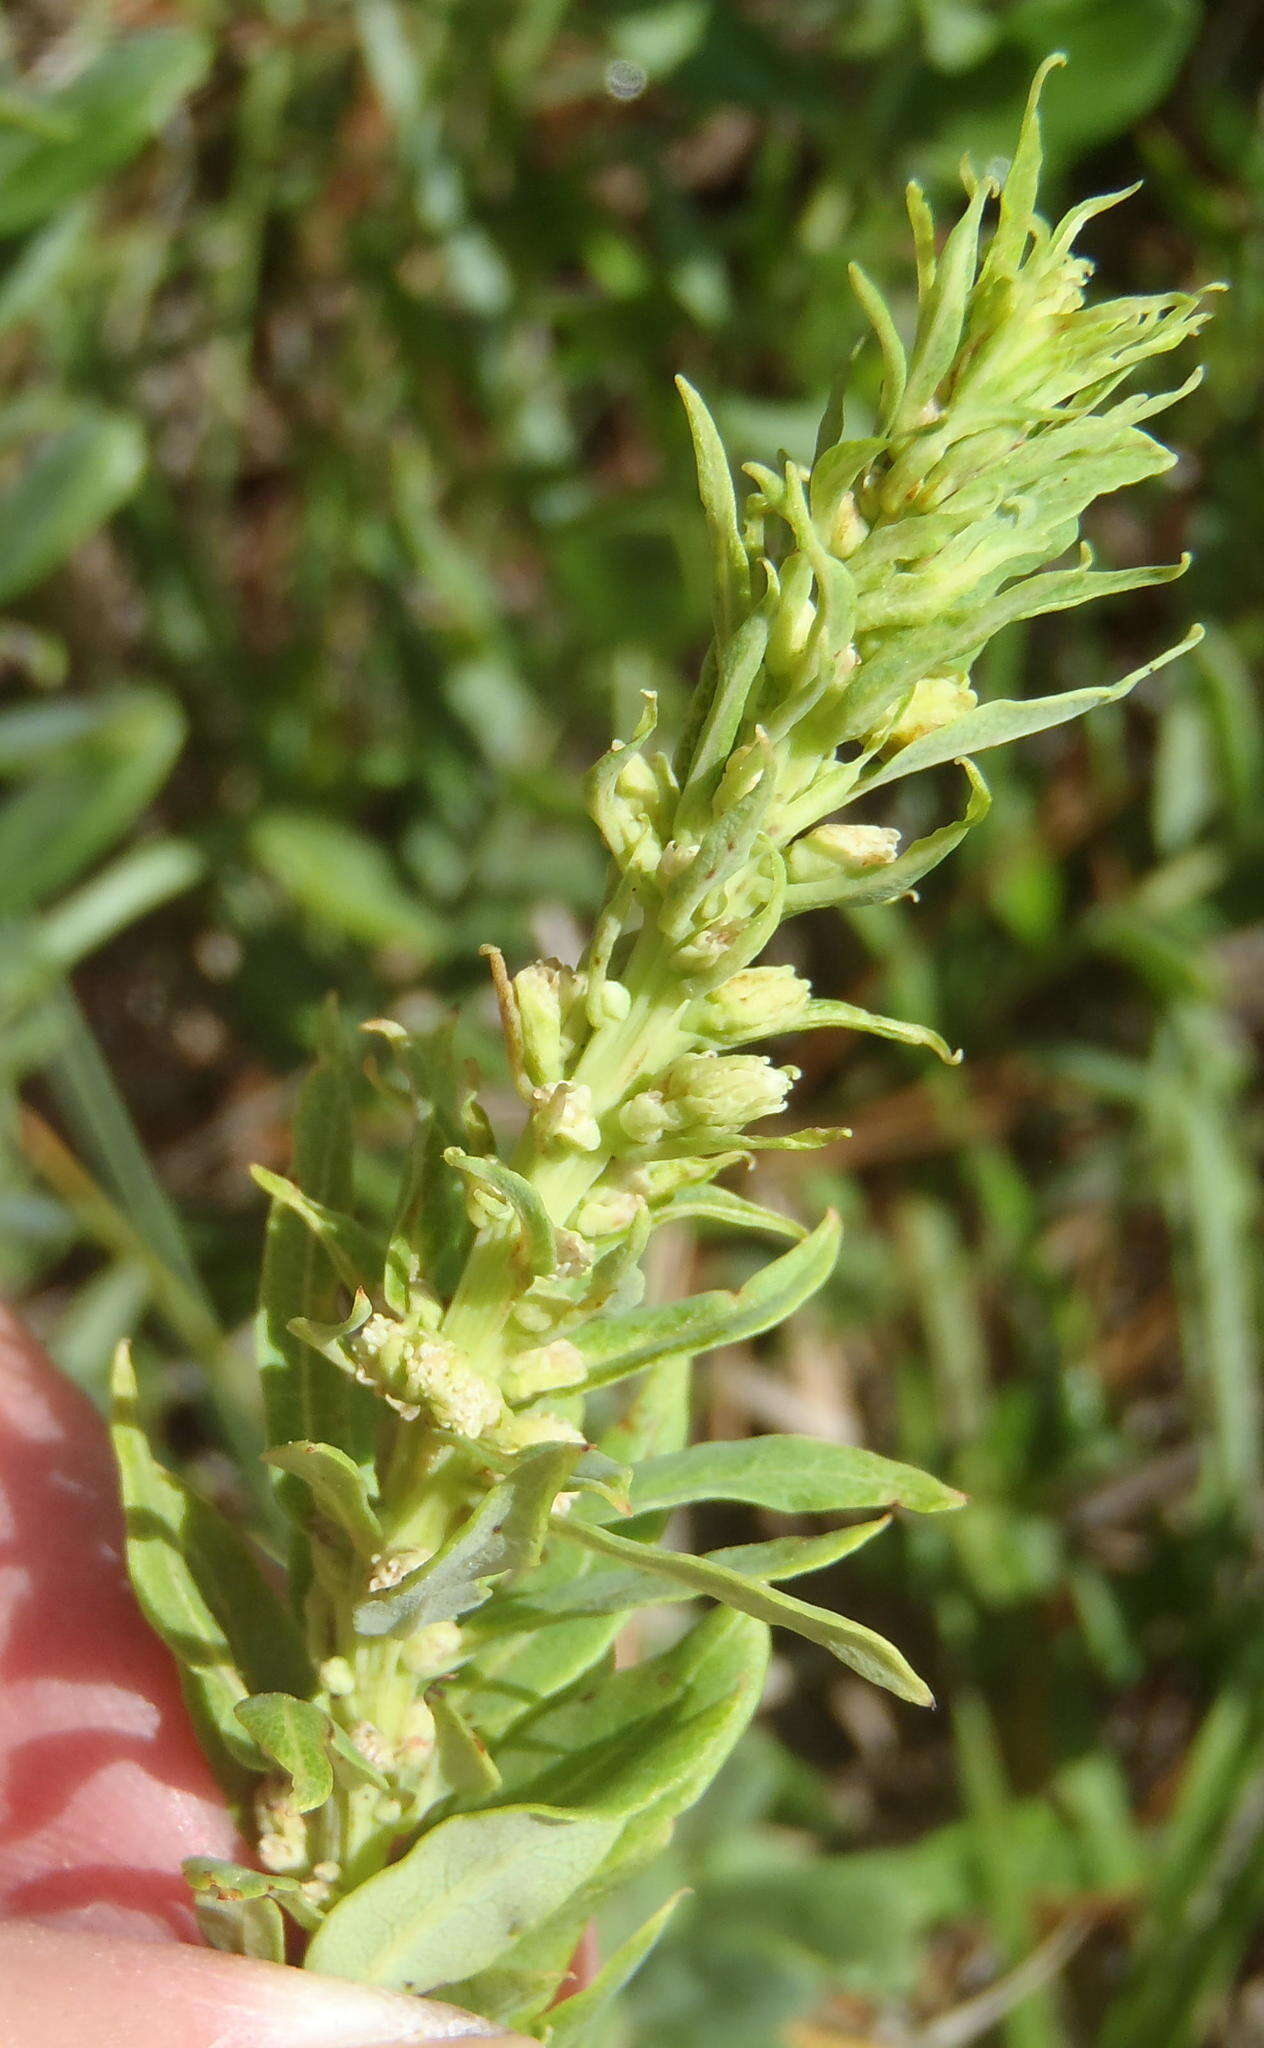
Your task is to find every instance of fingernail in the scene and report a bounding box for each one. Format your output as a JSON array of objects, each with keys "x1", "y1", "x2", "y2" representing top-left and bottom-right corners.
[{"x1": 352, "y1": 2007, "x2": 532, "y2": 2046}]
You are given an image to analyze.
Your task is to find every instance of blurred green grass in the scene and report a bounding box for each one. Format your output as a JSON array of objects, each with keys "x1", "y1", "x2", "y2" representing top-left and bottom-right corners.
[{"x1": 1, "y1": 3, "x2": 1261, "y2": 2043}]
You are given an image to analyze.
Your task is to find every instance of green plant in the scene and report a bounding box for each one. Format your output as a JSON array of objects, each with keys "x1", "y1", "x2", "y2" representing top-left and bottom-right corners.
[{"x1": 107, "y1": 64, "x2": 1210, "y2": 2037}]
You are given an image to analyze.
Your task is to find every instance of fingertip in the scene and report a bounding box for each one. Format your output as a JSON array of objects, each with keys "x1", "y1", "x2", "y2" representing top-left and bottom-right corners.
[{"x1": 0, "y1": 1924, "x2": 534, "y2": 2046}]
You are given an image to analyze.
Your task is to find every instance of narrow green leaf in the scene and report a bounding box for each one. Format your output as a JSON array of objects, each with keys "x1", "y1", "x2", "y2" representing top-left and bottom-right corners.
[
  {"x1": 794, "y1": 997, "x2": 960, "y2": 1064},
  {"x1": 546, "y1": 1894, "x2": 684, "y2": 2048},
  {"x1": 849, "y1": 262, "x2": 908, "y2": 423},
  {"x1": 109, "y1": 1345, "x2": 255, "y2": 1800},
  {"x1": 365, "y1": 1022, "x2": 481, "y2": 1298},
  {"x1": 831, "y1": 561, "x2": 1190, "y2": 761},
  {"x1": 0, "y1": 30, "x2": 210, "y2": 233},
  {"x1": 258, "y1": 1011, "x2": 378, "y2": 1527},
  {"x1": 675, "y1": 375, "x2": 751, "y2": 645},
  {"x1": 0, "y1": 688, "x2": 185, "y2": 916},
  {"x1": 739, "y1": 1123, "x2": 851, "y2": 1152},
  {"x1": 712, "y1": 1517, "x2": 891, "y2": 1579},
  {"x1": 982, "y1": 55, "x2": 1064, "y2": 282},
  {"x1": 467, "y1": 1614, "x2": 765, "y2": 2019},
  {"x1": 431, "y1": 1691, "x2": 503, "y2": 1797},
  {"x1": 235, "y1": 1693, "x2": 334, "y2": 1815},
  {"x1": 112, "y1": 1341, "x2": 312, "y2": 1710},
  {"x1": 676, "y1": 611, "x2": 770, "y2": 805},
  {"x1": 354, "y1": 1443, "x2": 579, "y2": 1637},
  {"x1": 855, "y1": 628, "x2": 1204, "y2": 800},
  {"x1": 0, "y1": 413, "x2": 145, "y2": 603},
  {"x1": 496, "y1": 1607, "x2": 768, "y2": 1821},
  {"x1": 489, "y1": 1516, "x2": 891, "y2": 1624},
  {"x1": 463, "y1": 1611, "x2": 626, "y2": 1746},
  {"x1": 173, "y1": 1456, "x2": 315, "y2": 1705},
  {"x1": 597, "y1": 1355, "x2": 691, "y2": 1466},
  {"x1": 654, "y1": 1181, "x2": 807, "y2": 1242},
  {"x1": 786, "y1": 761, "x2": 991, "y2": 915},
  {"x1": 249, "y1": 1168, "x2": 382, "y2": 1294},
  {"x1": 38, "y1": 839, "x2": 204, "y2": 975},
  {"x1": 625, "y1": 1434, "x2": 963, "y2": 1517},
  {"x1": 901, "y1": 174, "x2": 991, "y2": 425},
  {"x1": 251, "y1": 809, "x2": 441, "y2": 956},
  {"x1": 262, "y1": 1441, "x2": 383, "y2": 1558},
  {"x1": 576, "y1": 1211, "x2": 841, "y2": 1389},
  {"x1": 559, "y1": 1515, "x2": 933, "y2": 1706},
  {"x1": 305, "y1": 1805, "x2": 621, "y2": 1992},
  {"x1": 699, "y1": 981, "x2": 958, "y2": 1064}
]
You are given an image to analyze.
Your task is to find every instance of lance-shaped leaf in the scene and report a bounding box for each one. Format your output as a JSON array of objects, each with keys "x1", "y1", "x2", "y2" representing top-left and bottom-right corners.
[
  {"x1": 0, "y1": 29, "x2": 210, "y2": 234},
  {"x1": 849, "y1": 261, "x2": 908, "y2": 424},
  {"x1": 545, "y1": 1894, "x2": 684, "y2": 2048},
  {"x1": 258, "y1": 1008, "x2": 378, "y2": 1527},
  {"x1": 444, "y1": 1146, "x2": 557, "y2": 1278},
  {"x1": 171, "y1": 1462, "x2": 315, "y2": 1708},
  {"x1": 653, "y1": 1181, "x2": 808, "y2": 1242},
  {"x1": 365, "y1": 1020, "x2": 485, "y2": 1299},
  {"x1": 898, "y1": 173, "x2": 992, "y2": 429},
  {"x1": 454, "y1": 1612, "x2": 767, "y2": 2022},
  {"x1": 675, "y1": 610, "x2": 770, "y2": 812},
  {"x1": 798, "y1": 995, "x2": 954, "y2": 1064},
  {"x1": 111, "y1": 1348, "x2": 312, "y2": 1707},
  {"x1": 487, "y1": 1516, "x2": 891, "y2": 1625},
  {"x1": 354, "y1": 1442, "x2": 579, "y2": 1637},
  {"x1": 853, "y1": 628, "x2": 1203, "y2": 801},
  {"x1": 703, "y1": 990, "x2": 959, "y2": 1066},
  {"x1": 248, "y1": 1167, "x2": 382, "y2": 1295},
  {"x1": 305, "y1": 1805, "x2": 621, "y2": 1992},
  {"x1": 624, "y1": 1434, "x2": 964, "y2": 1517},
  {"x1": 262, "y1": 1440, "x2": 382, "y2": 1558},
  {"x1": 558, "y1": 1515, "x2": 932, "y2": 1706},
  {"x1": 831, "y1": 557, "x2": 1189, "y2": 754},
  {"x1": 739, "y1": 1123, "x2": 851, "y2": 1152},
  {"x1": 600, "y1": 1359, "x2": 692, "y2": 1476},
  {"x1": 981, "y1": 53, "x2": 1064, "y2": 283},
  {"x1": 463, "y1": 1608, "x2": 627, "y2": 1746},
  {"x1": 109, "y1": 1345, "x2": 256, "y2": 1799},
  {"x1": 796, "y1": 997, "x2": 959, "y2": 1064},
  {"x1": 431, "y1": 1691, "x2": 503, "y2": 1797},
  {"x1": 676, "y1": 375, "x2": 751, "y2": 648},
  {"x1": 381, "y1": 1118, "x2": 432, "y2": 1314},
  {"x1": 0, "y1": 412, "x2": 146, "y2": 605},
  {"x1": 785, "y1": 761, "x2": 991, "y2": 915},
  {"x1": 575, "y1": 1211, "x2": 841, "y2": 1390},
  {"x1": 235, "y1": 1694, "x2": 334, "y2": 1814}
]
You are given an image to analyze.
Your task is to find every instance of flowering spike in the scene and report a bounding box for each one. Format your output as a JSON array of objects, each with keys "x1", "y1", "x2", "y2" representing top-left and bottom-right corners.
[{"x1": 108, "y1": 69, "x2": 1210, "y2": 2016}]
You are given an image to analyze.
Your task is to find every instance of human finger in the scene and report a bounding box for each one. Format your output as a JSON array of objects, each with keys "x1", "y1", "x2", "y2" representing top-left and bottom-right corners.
[
  {"x1": 0, "y1": 1304, "x2": 243, "y2": 1937},
  {"x1": 0, "y1": 1923, "x2": 532, "y2": 2047}
]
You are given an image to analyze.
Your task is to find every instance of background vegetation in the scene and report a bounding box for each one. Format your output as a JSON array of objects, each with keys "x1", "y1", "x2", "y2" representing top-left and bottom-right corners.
[{"x1": 1, "y1": 2, "x2": 1261, "y2": 2042}]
